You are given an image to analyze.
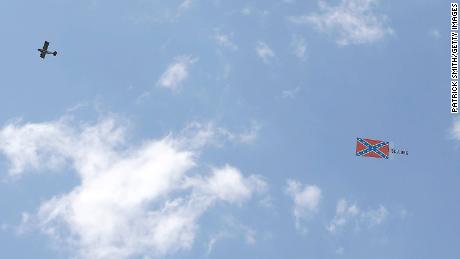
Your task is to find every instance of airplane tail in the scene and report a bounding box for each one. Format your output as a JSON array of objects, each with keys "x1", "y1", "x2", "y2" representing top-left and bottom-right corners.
[{"x1": 53, "y1": 51, "x2": 57, "y2": 56}]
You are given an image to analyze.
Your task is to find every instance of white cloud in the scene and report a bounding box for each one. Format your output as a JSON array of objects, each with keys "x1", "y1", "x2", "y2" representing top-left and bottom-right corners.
[
  {"x1": 206, "y1": 232, "x2": 228, "y2": 256},
  {"x1": 178, "y1": 121, "x2": 261, "y2": 149},
  {"x1": 362, "y1": 205, "x2": 388, "y2": 227},
  {"x1": 451, "y1": 118, "x2": 460, "y2": 140},
  {"x1": 0, "y1": 117, "x2": 266, "y2": 259},
  {"x1": 213, "y1": 32, "x2": 238, "y2": 50},
  {"x1": 237, "y1": 122, "x2": 261, "y2": 144},
  {"x1": 157, "y1": 56, "x2": 197, "y2": 91},
  {"x1": 285, "y1": 179, "x2": 321, "y2": 230},
  {"x1": 205, "y1": 217, "x2": 258, "y2": 256},
  {"x1": 289, "y1": 0, "x2": 393, "y2": 46},
  {"x1": 178, "y1": 0, "x2": 193, "y2": 11},
  {"x1": 0, "y1": 118, "x2": 123, "y2": 176},
  {"x1": 186, "y1": 165, "x2": 265, "y2": 204},
  {"x1": 256, "y1": 42, "x2": 275, "y2": 64},
  {"x1": 282, "y1": 87, "x2": 301, "y2": 99},
  {"x1": 327, "y1": 199, "x2": 388, "y2": 233},
  {"x1": 327, "y1": 199, "x2": 359, "y2": 233},
  {"x1": 291, "y1": 35, "x2": 307, "y2": 59}
]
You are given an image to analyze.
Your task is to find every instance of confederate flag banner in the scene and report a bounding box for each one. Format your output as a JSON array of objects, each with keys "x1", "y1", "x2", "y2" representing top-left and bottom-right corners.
[{"x1": 356, "y1": 138, "x2": 389, "y2": 159}]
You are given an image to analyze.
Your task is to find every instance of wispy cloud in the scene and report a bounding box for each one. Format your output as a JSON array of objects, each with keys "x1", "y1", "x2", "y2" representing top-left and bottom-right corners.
[
  {"x1": 178, "y1": 0, "x2": 193, "y2": 11},
  {"x1": 291, "y1": 35, "x2": 307, "y2": 60},
  {"x1": 256, "y1": 42, "x2": 275, "y2": 64},
  {"x1": 289, "y1": 0, "x2": 393, "y2": 46},
  {"x1": 240, "y1": 6, "x2": 270, "y2": 17},
  {"x1": 285, "y1": 179, "x2": 321, "y2": 231},
  {"x1": 179, "y1": 121, "x2": 261, "y2": 148},
  {"x1": 0, "y1": 116, "x2": 267, "y2": 259},
  {"x1": 282, "y1": 87, "x2": 301, "y2": 99},
  {"x1": 327, "y1": 199, "x2": 388, "y2": 233},
  {"x1": 157, "y1": 56, "x2": 197, "y2": 91},
  {"x1": 451, "y1": 118, "x2": 460, "y2": 140},
  {"x1": 362, "y1": 205, "x2": 388, "y2": 227},
  {"x1": 213, "y1": 31, "x2": 238, "y2": 50},
  {"x1": 206, "y1": 217, "x2": 258, "y2": 256},
  {"x1": 130, "y1": 1, "x2": 195, "y2": 24},
  {"x1": 206, "y1": 232, "x2": 229, "y2": 256},
  {"x1": 429, "y1": 28, "x2": 441, "y2": 39},
  {"x1": 241, "y1": 7, "x2": 252, "y2": 16}
]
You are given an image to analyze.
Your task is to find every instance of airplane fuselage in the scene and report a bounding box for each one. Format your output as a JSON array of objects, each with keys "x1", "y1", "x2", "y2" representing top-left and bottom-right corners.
[
  {"x1": 38, "y1": 49, "x2": 53, "y2": 54},
  {"x1": 38, "y1": 48, "x2": 57, "y2": 59}
]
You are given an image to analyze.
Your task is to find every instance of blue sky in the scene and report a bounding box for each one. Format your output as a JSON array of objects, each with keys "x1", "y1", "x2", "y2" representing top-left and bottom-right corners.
[{"x1": 0, "y1": 0, "x2": 455, "y2": 258}]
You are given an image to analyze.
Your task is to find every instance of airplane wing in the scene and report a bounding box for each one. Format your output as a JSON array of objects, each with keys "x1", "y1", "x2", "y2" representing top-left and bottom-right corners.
[{"x1": 42, "y1": 41, "x2": 49, "y2": 51}]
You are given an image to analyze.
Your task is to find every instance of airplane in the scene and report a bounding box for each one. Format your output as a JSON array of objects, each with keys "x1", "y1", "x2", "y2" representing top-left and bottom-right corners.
[{"x1": 37, "y1": 41, "x2": 57, "y2": 59}]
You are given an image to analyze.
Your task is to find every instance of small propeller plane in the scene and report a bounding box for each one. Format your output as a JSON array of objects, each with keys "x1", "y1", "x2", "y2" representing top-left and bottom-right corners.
[{"x1": 38, "y1": 41, "x2": 57, "y2": 59}]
